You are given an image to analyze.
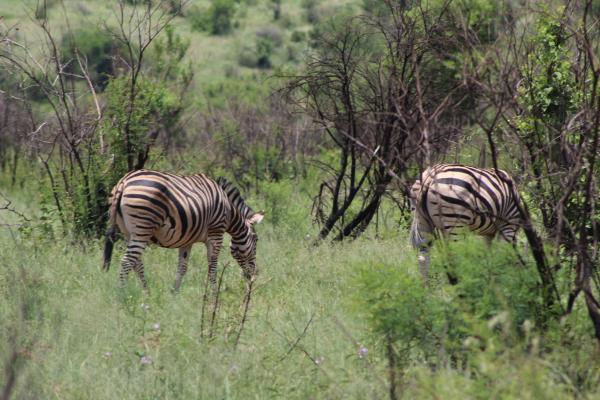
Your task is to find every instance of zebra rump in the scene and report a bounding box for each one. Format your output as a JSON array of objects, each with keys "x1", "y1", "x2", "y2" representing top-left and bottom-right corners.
[{"x1": 409, "y1": 164, "x2": 522, "y2": 247}]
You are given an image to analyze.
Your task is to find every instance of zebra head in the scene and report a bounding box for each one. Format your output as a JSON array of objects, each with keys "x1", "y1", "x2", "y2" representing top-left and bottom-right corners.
[{"x1": 230, "y1": 211, "x2": 264, "y2": 280}]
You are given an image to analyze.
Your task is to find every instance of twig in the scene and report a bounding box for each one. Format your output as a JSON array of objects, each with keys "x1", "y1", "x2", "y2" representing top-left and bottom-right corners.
[
  {"x1": 209, "y1": 262, "x2": 230, "y2": 339},
  {"x1": 200, "y1": 268, "x2": 211, "y2": 339},
  {"x1": 0, "y1": 192, "x2": 30, "y2": 222},
  {"x1": 277, "y1": 313, "x2": 314, "y2": 363},
  {"x1": 234, "y1": 276, "x2": 255, "y2": 349}
]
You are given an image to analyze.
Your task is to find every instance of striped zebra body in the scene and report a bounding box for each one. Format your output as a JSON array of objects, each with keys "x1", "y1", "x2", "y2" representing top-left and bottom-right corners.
[
  {"x1": 103, "y1": 169, "x2": 264, "y2": 291},
  {"x1": 409, "y1": 164, "x2": 522, "y2": 280}
]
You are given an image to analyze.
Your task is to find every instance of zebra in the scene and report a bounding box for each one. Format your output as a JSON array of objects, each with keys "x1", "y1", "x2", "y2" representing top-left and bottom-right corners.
[
  {"x1": 409, "y1": 164, "x2": 522, "y2": 281},
  {"x1": 102, "y1": 169, "x2": 264, "y2": 293}
]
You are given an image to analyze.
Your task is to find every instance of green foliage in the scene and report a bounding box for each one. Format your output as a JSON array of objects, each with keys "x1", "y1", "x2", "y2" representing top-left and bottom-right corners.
[
  {"x1": 102, "y1": 76, "x2": 180, "y2": 177},
  {"x1": 516, "y1": 14, "x2": 580, "y2": 131},
  {"x1": 302, "y1": 0, "x2": 321, "y2": 23},
  {"x1": 61, "y1": 28, "x2": 124, "y2": 90},
  {"x1": 151, "y1": 25, "x2": 192, "y2": 83},
  {"x1": 188, "y1": 0, "x2": 237, "y2": 35},
  {"x1": 362, "y1": 0, "x2": 501, "y2": 44},
  {"x1": 432, "y1": 238, "x2": 544, "y2": 327},
  {"x1": 355, "y1": 262, "x2": 444, "y2": 356},
  {"x1": 237, "y1": 27, "x2": 283, "y2": 69},
  {"x1": 355, "y1": 238, "x2": 549, "y2": 382}
]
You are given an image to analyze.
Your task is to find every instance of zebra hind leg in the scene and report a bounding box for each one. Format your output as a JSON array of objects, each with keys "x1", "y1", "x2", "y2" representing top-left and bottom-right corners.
[
  {"x1": 133, "y1": 262, "x2": 149, "y2": 290},
  {"x1": 119, "y1": 238, "x2": 148, "y2": 289}
]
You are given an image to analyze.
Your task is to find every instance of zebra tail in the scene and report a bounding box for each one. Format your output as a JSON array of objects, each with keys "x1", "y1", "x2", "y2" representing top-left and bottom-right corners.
[
  {"x1": 409, "y1": 213, "x2": 428, "y2": 250},
  {"x1": 103, "y1": 182, "x2": 124, "y2": 272},
  {"x1": 103, "y1": 226, "x2": 117, "y2": 272}
]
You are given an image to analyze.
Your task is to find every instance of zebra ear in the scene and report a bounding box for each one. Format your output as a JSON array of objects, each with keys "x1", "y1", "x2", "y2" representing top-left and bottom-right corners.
[{"x1": 248, "y1": 211, "x2": 265, "y2": 225}]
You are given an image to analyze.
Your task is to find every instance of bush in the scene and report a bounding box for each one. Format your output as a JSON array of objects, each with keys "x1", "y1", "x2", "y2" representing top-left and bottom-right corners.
[
  {"x1": 291, "y1": 30, "x2": 306, "y2": 43},
  {"x1": 355, "y1": 262, "x2": 445, "y2": 357},
  {"x1": 302, "y1": 0, "x2": 320, "y2": 23},
  {"x1": 237, "y1": 27, "x2": 283, "y2": 69},
  {"x1": 61, "y1": 28, "x2": 124, "y2": 91},
  {"x1": 430, "y1": 238, "x2": 544, "y2": 327},
  {"x1": 188, "y1": 0, "x2": 236, "y2": 35},
  {"x1": 354, "y1": 238, "x2": 546, "y2": 387}
]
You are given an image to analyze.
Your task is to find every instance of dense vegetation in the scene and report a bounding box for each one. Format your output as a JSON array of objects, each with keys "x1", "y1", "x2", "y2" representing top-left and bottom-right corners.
[{"x1": 1, "y1": 0, "x2": 600, "y2": 398}]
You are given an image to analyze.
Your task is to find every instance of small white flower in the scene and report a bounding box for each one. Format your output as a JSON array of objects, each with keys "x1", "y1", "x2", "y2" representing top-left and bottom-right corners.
[
  {"x1": 152, "y1": 323, "x2": 161, "y2": 331},
  {"x1": 103, "y1": 352, "x2": 112, "y2": 358},
  {"x1": 140, "y1": 303, "x2": 150, "y2": 311},
  {"x1": 358, "y1": 346, "x2": 368, "y2": 359},
  {"x1": 314, "y1": 356, "x2": 325, "y2": 365},
  {"x1": 140, "y1": 355, "x2": 153, "y2": 365}
]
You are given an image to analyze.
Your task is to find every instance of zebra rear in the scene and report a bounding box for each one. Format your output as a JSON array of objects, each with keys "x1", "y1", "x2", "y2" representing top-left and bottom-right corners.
[{"x1": 409, "y1": 164, "x2": 522, "y2": 280}]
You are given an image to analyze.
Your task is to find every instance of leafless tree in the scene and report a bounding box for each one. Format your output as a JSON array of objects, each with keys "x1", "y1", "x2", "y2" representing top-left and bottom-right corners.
[{"x1": 284, "y1": 1, "x2": 470, "y2": 241}]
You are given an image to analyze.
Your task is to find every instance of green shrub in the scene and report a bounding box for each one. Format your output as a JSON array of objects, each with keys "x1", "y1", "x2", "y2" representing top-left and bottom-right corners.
[
  {"x1": 291, "y1": 30, "x2": 306, "y2": 43},
  {"x1": 61, "y1": 28, "x2": 124, "y2": 91},
  {"x1": 354, "y1": 238, "x2": 547, "y2": 384},
  {"x1": 237, "y1": 27, "x2": 283, "y2": 69},
  {"x1": 102, "y1": 76, "x2": 180, "y2": 176},
  {"x1": 188, "y1": 0, "x2": 236, "y2": 35},
  {"x1": 302, "y1": 0, "x2": 321, "y2": 23},
  {"x1": 430, "y1": 238, "x2": 544, "y2": 328},
  {"x1": 355, "y1": 262, "x2": 445, "y2": 357}
]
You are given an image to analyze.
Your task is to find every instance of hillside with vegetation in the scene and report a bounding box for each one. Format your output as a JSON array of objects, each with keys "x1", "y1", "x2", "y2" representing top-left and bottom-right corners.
[{"x1": 1, "y1": 0, "x2": 600, "y2": 398}]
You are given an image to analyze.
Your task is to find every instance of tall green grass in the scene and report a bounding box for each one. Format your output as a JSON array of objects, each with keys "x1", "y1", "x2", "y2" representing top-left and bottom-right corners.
[
  {"x1": 0, "y1": 220, "x2": 409, "y2": 398},
  {"x1": 1, "y1": 177, "x2": 599, "y2": 399}
]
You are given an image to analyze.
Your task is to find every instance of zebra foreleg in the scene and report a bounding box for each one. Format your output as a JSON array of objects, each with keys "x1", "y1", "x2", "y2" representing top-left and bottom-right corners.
[{"x1": 174, "y1": 245, "x2": 192, "y2": 292}]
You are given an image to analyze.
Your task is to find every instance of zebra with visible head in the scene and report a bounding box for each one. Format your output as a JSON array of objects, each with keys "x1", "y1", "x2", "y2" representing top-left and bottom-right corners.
[
  {"x1": 102, "y1": 169, "x2": 264, "y2": 292},
  {"x1": 409, "y1": 164, "x2": 522, "y2": 281}
]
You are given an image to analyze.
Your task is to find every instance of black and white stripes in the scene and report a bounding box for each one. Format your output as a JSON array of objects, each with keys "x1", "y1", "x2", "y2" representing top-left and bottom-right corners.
[
  {"x1": 103, "y1": 169, "x2": 264, "y2": 291},
  {"x1": 409, "y1": 164, "x2": 522, "y2": 279}
]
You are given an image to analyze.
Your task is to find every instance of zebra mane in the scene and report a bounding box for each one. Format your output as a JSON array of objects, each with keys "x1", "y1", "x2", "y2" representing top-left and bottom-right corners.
[{"x1": 216, "y1": 177, "x2": 255, "y2": 219}]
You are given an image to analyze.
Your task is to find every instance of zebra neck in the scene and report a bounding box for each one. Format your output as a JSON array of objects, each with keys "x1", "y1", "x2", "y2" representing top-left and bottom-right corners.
[{"x1": 227, "y1": 207, "x2": 251, "y2": 241}]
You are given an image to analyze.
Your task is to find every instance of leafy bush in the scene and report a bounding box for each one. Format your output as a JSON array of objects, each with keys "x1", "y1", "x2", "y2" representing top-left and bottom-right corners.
[
  {"x1": 237, "y1": 27, "x2": 283, "y2": 69},
  {"x1": 61, "y1": 28, "x2": 124, "y2": 91},
  {"x1": 291, "y1": 30, "x2": 306, "y2": 43},
  {"x1": 355, "y1": 262, "x2": 446, "y2": 360},
  {"x1": 302, "y1": 0, "x2": 321, "y2": 23},
  {"x1": 102, "y1": 76, "x2": 180, "y2": 178},
  {"x1": 354, "y1": 238, "x2": 547, "y2": 390},
  {"x1": 188, "y1": 0, "x2": 237, "y2": 35},
  {"x1": 431, "y1": 238, "x2": 544, "y2": 327}
]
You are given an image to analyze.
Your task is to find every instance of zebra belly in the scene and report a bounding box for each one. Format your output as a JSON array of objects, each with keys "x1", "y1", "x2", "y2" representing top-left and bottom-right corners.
[{"x1": 152, "y1": 223, "x2": 210, "y2": 249}]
